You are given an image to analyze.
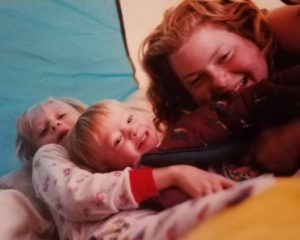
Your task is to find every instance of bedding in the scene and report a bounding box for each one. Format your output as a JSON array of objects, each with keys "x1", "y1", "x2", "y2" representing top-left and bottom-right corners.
[
  {"x1": 0, "y1": 189, "x2": 54, "y2": 240},
  {"x1": 183, "y1": 177, "x2": 300, "y2": 240}
]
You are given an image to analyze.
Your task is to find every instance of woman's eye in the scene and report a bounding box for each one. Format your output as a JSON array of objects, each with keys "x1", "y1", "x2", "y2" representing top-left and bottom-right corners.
[
  {"x1": 114, "y1": 136, "x2": 122, "y2": 146},
  {"x1": 127, "y1": 114, "x2": 133, "y2": 124},
  {"x1": 190, "y1": 75, "x2": 204, "y2": 87}
]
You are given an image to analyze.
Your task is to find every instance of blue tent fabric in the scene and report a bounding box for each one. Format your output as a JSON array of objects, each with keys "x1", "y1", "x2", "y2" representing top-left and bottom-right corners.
[{"x1": 0, "y1": 0, "x2": 137, "y2": 176}]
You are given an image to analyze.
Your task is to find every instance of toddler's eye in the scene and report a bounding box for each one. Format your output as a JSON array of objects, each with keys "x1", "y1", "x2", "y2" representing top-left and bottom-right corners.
[
  {"x1": 114, "y1": 136, "x2": 122, "y2": 146},
  {"x1": 59, "y1": 113, "x2": 67, "y2": 119},
  {"x1": 218, "y1": 51, "x2": 230, "y2": 64},
  {"x1": 40, "y1": 127, "x2": 48, "y2": 137},
  {"x1": 127, "y1": 114, "x2": 133, "y2": 123}
]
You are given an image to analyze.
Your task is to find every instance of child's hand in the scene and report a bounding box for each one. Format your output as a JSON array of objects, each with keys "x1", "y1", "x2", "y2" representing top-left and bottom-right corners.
[
  {"x1": 153, "y1": 165, "x2": 236, "y2": 198},
  {"x1": 171, "y1": 165, "x2": 236, "y2": 197}
]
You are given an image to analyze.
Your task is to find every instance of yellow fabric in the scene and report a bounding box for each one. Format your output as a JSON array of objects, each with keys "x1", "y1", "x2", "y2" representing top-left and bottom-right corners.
[{"x1": 184, "y1": 178, "x2": 300, "y2": 240}]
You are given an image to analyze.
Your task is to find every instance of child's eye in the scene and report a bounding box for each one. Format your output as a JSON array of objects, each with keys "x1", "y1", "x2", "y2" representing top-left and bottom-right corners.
[
  {"x1": 127, "y1": 114, "x2": 133, "y2": 124},
  {"x1": 218, "y1": 51, "x2": 231, "y2": 64},
  {"x1": 59, "y1": 113, "x2": 67, "y2": 119},
  {"x1": 114, "y1": 136, "x2": 122, "y2": 146},
  {"x1": 40, "y1": 127, "x2": 48, "y2": 137}
]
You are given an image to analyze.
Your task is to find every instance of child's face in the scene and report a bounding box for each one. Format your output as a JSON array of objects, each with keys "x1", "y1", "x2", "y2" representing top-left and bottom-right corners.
[
  {"x1": 31, "y1": 100, "x2": 80, "y2": 148},
  {"x1": 94, "y1": 103, "x2": 159, "y2": 170},
  {"x1": 169, "y1": 24, "x2": 268, "y2": 106}
]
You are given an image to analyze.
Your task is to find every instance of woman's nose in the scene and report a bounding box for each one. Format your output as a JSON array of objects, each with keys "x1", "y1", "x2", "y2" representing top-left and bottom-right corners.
[
  {"x1": 210, "y1": 68, "x2": 229, "y2": 89},
  {"x1": 209, "y1": 68, "x2": 241, "y2": 99}
]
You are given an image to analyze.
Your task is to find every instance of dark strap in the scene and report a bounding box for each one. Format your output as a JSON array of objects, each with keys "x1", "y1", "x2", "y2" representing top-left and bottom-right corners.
[{"x1": 141, "y1": 140, "x2": 251, "y2": 168}]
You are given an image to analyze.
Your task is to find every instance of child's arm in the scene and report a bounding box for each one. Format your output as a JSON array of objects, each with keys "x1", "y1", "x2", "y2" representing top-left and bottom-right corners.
[
  {"x1": 32, "y1": 144, "x2": 234, "y2": 222},
  {"x1": 32, "y1": 144, "x2": 159, "y2": 222}
]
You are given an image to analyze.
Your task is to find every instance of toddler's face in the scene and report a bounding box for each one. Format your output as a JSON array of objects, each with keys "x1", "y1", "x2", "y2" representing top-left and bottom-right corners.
[
  {"x1": 169, "y1": 24, "x2": 268, "y2": 106},
  {"x1": 93, "y1": 103, "x2": 159, "y2": 170},
  {"x1": 31, "y1": 100, "x2": 80, "y2": 148}
]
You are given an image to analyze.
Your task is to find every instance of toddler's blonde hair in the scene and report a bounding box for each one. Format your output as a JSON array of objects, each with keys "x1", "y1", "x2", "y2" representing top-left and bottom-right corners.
[{"x1": 67, "y1": 99, "x2": 126, "y2": 172}]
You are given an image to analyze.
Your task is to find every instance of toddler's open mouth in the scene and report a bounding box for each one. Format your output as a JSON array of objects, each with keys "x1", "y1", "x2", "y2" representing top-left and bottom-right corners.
[{"x1": 137, "y1": 131, "x2": 148, "y2": 150}]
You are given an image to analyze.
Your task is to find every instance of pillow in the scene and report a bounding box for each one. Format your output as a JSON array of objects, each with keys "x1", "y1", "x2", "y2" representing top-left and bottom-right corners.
[
  {"x1": 0, "y1": 164, "x2": 52, "y2": 222},
  {"x1": 0, "y1": 189, "x2": 55, "y2": 240}
]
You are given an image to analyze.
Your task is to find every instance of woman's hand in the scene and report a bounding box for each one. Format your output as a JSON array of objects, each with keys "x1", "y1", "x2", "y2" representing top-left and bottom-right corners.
[
  {"x1": 152, "y1": 165, "x2": 235, "y2": 197},
  {"x1": 246, "y1": 118, "x2": 300, "y2": 175}
]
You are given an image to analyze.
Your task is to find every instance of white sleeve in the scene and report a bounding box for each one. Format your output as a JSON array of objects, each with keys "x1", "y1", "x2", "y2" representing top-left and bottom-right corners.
[{"x1": 32, "y1": 144, "x2": 139, "y2": 221}]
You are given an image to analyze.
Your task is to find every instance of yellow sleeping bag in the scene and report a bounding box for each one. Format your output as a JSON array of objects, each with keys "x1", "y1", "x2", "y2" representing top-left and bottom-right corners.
[{"x1": 184, "y1": 177, "x2": 300, "y2": 240}]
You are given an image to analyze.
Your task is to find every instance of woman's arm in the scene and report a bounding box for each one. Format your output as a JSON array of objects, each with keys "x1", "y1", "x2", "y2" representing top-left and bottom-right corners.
[
  {"x1": 267, "y1": 5, "x2": 300, "y2": 55},
  {"x1": 246, "y1": 117, "x2": 300, "y2": 175}
]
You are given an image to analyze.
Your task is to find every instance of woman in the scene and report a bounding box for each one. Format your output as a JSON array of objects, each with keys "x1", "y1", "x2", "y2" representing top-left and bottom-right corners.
[{"x1": 141, "y1": 0, "x2": 300, "y2": 174}]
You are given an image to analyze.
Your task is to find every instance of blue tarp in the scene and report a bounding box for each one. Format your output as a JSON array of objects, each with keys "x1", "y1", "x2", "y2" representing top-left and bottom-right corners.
[{"x1": 0, "y1": 0, "x2": 137, "y2": 176}]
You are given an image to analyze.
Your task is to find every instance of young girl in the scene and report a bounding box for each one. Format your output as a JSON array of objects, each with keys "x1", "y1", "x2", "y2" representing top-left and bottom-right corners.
[
  {"x1": 66, "y1": 99, "x2": 236, "y2": 209},
  {"x1": 16, "y1": 97, "x2": 87, "y2": 164},
  {"x1": 141, "y1": 0, "x2": 300, "y2": 175},
  {"x1": 17, "y1": 96, "x2": 265, "y2": 240}
]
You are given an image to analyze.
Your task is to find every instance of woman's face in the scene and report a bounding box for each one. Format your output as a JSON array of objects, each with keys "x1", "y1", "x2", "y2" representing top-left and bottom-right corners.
[{"x1": 169, "y1": 24, "x2": 268, "y2": 105}]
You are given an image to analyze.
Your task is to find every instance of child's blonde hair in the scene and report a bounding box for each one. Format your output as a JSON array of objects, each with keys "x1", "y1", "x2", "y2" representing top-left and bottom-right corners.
[
  {"x1": 16, "y1": 97, "x2": 87, "y2": 164},
  {"x1": 67, "y1": 99, "x2": 125, "y2": 172}
]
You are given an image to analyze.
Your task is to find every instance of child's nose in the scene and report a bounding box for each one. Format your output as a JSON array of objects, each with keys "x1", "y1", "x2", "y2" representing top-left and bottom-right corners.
[
  {"x1": 128, "y1": 127, "x2": 137, "y2": 138},
  {"x1": 51, "y1": 120, "x2": 61, "y2": 131}
]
